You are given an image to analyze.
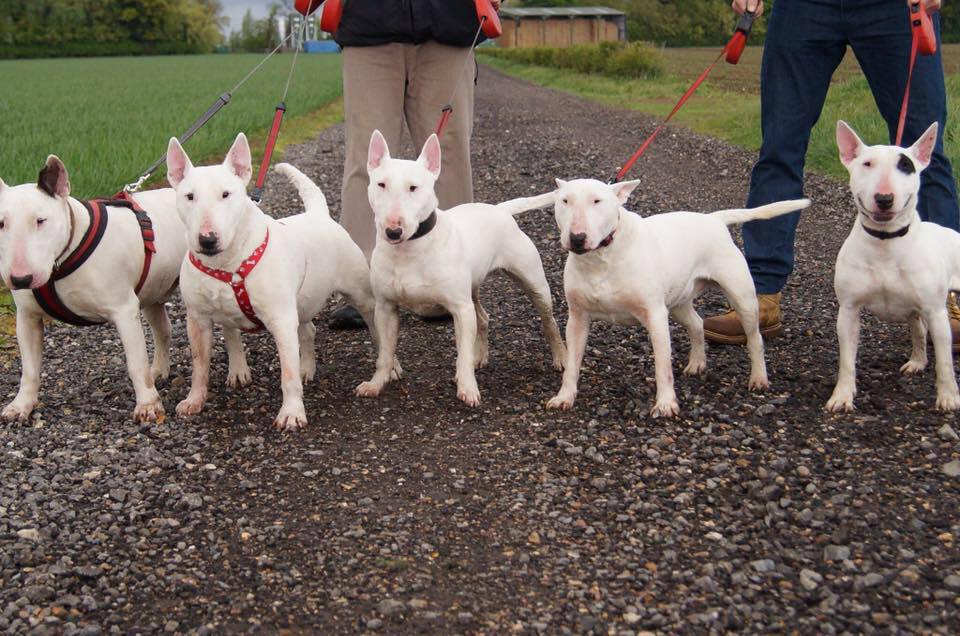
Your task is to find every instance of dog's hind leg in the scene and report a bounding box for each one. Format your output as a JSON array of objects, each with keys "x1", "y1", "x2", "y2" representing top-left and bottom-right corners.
[
  {"x1": 900, "y1": 313, "x2": 928, "y2": 375},
  {"x1": 923, "y1": 306, "x2": 960, "y2": 411},
  {"x1": 299, "y1": 321, "x2": 317, "y2": 383},
  {"x1": 143, "y1": 303, "x2": 172, "y2": 382},
  {"x1": 473, "y1": 289, "x2": 490, "y2": 368},
  {"x1": 223, "y1": 328, "x2": 252, "y2": 388},
  {"x1": 671, "y1": 301, "x2": 706, "y2": 376},
  {"x1": 503, "y1": 237, "x2": 567, "y2": 370},
  {"x1": 713, "y1": 261, "x2": 769, "y2": 390}
]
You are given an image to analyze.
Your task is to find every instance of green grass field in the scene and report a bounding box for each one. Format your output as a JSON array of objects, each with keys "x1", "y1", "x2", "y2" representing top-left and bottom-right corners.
[
  {"x1": 480, "y1": 44, "x2": 960, "y2": 180},
  {"x1": 0, "y1": 54, "x2": 344, "y2": 197}
]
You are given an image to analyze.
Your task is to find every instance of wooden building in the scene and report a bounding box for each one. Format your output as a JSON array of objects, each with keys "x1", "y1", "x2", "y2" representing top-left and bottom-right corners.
[{"x1": 498, "y1": 7, "x2": 627, "y2": 49}]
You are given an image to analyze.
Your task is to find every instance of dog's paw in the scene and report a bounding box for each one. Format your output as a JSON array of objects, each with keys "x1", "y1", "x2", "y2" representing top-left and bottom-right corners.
[
  {"x1": 151, "y1": 361, "x2": 171, "y2": 382},
  {"x1": 900, "y1": 359, "x2": 927, "y2": 375},
  {"x1": 824, "y1": 392, "x2": 855, "y2": 413},
  {"x1": 552, "y1": 346, "x2": 568, "y2": 372},
  {"x1": 274, "y1": 405, "x2": 307, "y2": 432},
  {"x1": 475, "y1": 350, "x2": 489, "y2": 369},
  {"x1": 748, "y1": 373, "x2": 770, "y2": 391},
  {"x1": 546, "y1": 393, "x2": 575, "y2": 411},
  {"x1": 390, "y1": 359, "x2": 403, "y2": 381},
  {"x1": 227, "y1": 366, "x2": 252, "y2": 389},
  {"x1": 1, "y1": 400, "x2": 35, "y2": 423},
  {"x1": 133, "y1": 399, "x2": 165, "y2": 423},
  {"x1": 683, "y1": 358, "x2": 707, "y2": 376},
  {"x1": 355, "y1": 381, "x2": 383, "y2": 398},
  {"x1": 176, "y1": 393, "x2": 206, "y2": 417},
  {"x1": 650, "y1": 398, "x2": 680, "y2": 419},
  {"x1": 935, "y1": 392, "x2": 960, "y2": 411},
  {"x1": 457, "y1": 385, "x2": 481, "y2": 407},
  {"x1": 301, "y1": 365, "x2": 316, "y2": 384}
]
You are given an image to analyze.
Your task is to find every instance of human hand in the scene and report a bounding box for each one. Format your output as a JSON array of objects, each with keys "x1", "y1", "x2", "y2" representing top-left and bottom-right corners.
[
  {"x1": 731, "y1": 0, "x2": 764, "y2": 17},
  {"x1": 490, "y1": 0, "x2": 501, "y2": 10}
]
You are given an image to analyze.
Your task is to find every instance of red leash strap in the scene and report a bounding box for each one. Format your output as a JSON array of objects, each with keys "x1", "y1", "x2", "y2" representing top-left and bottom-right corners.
[
  {"x1": 251, "y1": 104, "x2": 286, "y2": 203},
  {"x1": 896, "y1": 2, "x2": 937, "y2": 146},
  {"x1": 189, "y1": 229, "x2": 270, "y2": 332},
  {"x1": 612, "y1": 49, "x2": 726, "y2": 183}
]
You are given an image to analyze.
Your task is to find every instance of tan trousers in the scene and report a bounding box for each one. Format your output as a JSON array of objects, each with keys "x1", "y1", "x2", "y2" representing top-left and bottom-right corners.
[{"x1": 341, "y1": 41, "x2": 475, "y2": 257}]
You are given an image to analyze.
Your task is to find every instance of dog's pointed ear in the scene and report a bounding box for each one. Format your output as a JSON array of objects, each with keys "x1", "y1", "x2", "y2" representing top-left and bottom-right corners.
[
  {"x1": 37, "y1": 155, "x2": 70, "y2": 199},
  {"x1": 836, "y1": 120, "x2": 864, "y2": 167},
  {"x1": 367, "y1": 130, "x2": 390, "y2": 173},
  {"x1": 555, "y1": 178, "x2": 567, "y2": 189},
  {"x1": 224, "y1": 132, "x2": 253, "y2": 184},
  {"x1": 909, "y1": 122, "x2": 938, "y2": 170},
  {"x1": 610, "y1": 179, "x2": 640, "y2": 205},
  {"x1": 417, "y1": 134, "x2": 442, "y2": 178},
  {"x1": 0, "y1": 176, "x2": 6, "y2": 191},
  {"x1": 166, "y1": 137, "x2": 193, "y2": 187}
]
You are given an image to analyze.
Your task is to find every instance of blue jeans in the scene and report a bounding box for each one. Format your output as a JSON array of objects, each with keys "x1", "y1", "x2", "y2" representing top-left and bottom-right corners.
[{"x1": 744, "y1": 0, "x2": 959, "y2": 294}]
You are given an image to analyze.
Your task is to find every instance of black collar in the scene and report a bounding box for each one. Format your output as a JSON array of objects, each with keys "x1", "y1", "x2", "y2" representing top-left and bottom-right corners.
[
  {"x1": 597, "y1": 230, "x2": 615, "y2": 249},
  {"x1": 408, "y1": 211, "x2": 437, "y2": 241},
  {"x1": 862, "y1": 223, "x2": 910, "y2": 240}
]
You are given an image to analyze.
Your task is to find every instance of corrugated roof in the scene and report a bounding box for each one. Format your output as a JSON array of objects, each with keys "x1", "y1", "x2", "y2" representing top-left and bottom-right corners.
[{"x1": 500, "y1": 7, "x2": 625, "y2": 18}]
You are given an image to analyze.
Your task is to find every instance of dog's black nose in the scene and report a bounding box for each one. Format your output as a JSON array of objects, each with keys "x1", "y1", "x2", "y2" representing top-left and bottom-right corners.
[
  {"x1": 385, "y1": 227, "x2": 403, "y2": 241},
  {"x1": 10, "y1": 274, "x2": 33, "y2": 289},
  {"x1": 874, "y1": 193, "x2": 895, "y2": 210},
  {"x1": 569, "y1": 233, "x2": 587, "y2": 250},
  {"x1": 198, "y1": 232, "x2": 219, "y2": 250}
]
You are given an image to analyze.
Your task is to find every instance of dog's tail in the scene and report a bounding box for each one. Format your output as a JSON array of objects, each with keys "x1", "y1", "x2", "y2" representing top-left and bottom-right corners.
[
  {"x1": 495, "y1": 191, "x2": 556, "y2": 216},
  {"x1": 274, "y1": 163, "x2": 330, "y2": 217},
  {"x1": 711, "y1": 198, "x2": 811, "y2": 226}
]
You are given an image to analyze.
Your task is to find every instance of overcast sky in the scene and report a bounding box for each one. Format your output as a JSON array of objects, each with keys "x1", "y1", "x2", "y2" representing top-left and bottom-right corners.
[{"x1": 220, "y1": 0, "x2": 272, "y2": 32}]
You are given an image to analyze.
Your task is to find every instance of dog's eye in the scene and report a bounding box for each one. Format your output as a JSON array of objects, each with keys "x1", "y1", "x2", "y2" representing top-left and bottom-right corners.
[
  {"x1": 863, "y1": 160, "x2": 873, "y2": 168},
  {"x1": 593, "y1": 199, "x2": 601, "y2": 205},
  {"x1": 562, "y1": 198, "x2": 569, "y2": 205},
  {"x1": 36, "y1": 218, "x2": 45, "y2": 227},
  {"x1": 0, "y1": 221, "x2": 4, "y2": 230},
  {"x1": 378, "y1": 182, "x2": 386, "y2": 189},
  {"x1": 186, "y1": 193, "x2": 194, "y2": 201},
  {"x1": 222, "y1": 191, "x2": 230, "y2": 199},
  {"x1": 409, "y1": 185, "x2": 418, "y2": 193}
]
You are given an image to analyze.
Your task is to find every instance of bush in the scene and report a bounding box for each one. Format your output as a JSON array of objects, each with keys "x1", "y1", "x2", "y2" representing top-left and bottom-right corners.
[{"x1": 479, "y1": 41, "x2": 663, "y2": 79}]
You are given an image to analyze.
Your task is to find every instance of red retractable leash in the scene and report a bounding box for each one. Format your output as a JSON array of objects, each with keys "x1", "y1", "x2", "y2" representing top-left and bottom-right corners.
[
  {"x1": 895, "y1": 1, "x2": 937, "y2": 146},
  {"x1": 610, "y1": 7, "x2": 758, "y2": 183}
]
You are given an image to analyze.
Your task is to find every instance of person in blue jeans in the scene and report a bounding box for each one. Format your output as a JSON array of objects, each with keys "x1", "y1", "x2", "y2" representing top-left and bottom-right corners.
[{"x1": 703, "y1": 0, "x2": 960, "y2": 346}]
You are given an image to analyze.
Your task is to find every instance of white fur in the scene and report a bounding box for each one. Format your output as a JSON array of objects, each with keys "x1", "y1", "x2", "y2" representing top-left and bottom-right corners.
[
  {"x1": 826, "y1": 120, "x2": 960, "y2": 412},
  {"x1": 168, "y1": 134, "x2": 392, "y2": 431},
  {"x1": 356, "y1": 130, "x2": 566, "y2": 406},
  {"x1": 0, "y1": 156, "x2": 186, "y2": 422},
  {"x1": 545, "y1": 177, "x2": 810, "y2": 417}
]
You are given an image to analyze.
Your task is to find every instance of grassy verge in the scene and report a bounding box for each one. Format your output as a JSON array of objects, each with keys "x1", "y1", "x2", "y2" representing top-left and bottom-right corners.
[{"x1": 481, "y1": 48, "x2": 960, "y2": 181}]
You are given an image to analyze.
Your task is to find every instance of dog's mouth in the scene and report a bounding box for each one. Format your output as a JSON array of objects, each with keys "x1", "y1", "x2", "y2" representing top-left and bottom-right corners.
[
  {"x1": 569, "y1": 245, "x2": 590, "y2": 255},
  {"x1": 857, "y1": 194, "x2": 912, "y2": 224},
  {"x1": 198, "y1": 247, "x2": 222, "y2": 256}
]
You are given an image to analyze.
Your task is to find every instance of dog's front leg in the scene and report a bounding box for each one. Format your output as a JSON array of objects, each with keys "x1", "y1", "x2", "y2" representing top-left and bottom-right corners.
[
  {"x1": 642, "y1": 306, "x2": 679, "y2": 418},
  {"x1": 223, "y1": 328, "x2": 251, "y2": 388},
  {"x1": 900, "y1": 314, "x2": 928, "y2": 375},
  {"x1": 452, "y1": 302, "x2": 481, "y2": 406},
  {"x1": 2, "y1": 309, "x2": 44, "y2": 422},
  {"x1": 825, "y1": 304, "x2": 861, "y2": 412},
  {"x1": 267, "y1": 317, "x2": 307, "y2": 431},
  {"x1": 112, "y1": 302, "x2": 164, "y2": 422},
  {"x1": 356, "y1": 300, "x2": 401, "y2": 397},
  {"x1": 177, "y1": 310, "x2": 213, "y2": 417},
  {"x1": 924, "y1": 307, "x2": 960, "y2": 410},
  {"x1": 547, "y1": 303, "x2": 590, "y2": 411}
]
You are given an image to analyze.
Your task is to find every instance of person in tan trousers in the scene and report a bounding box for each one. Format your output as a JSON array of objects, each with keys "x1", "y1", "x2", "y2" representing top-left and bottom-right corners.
[{"x1": 328, "y1": 0, "x2": 498, "y2": 329}]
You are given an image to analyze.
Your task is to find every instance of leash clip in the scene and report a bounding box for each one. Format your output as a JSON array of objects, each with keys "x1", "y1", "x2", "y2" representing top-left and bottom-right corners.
[{"x1": 123, "y1": 173, "x2": 148, "y2": 194}]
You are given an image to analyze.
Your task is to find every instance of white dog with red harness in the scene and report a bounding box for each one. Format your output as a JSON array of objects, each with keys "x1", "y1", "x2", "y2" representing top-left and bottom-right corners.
[
  {"x1": 168, "y1": 133, "x2": 392, "y2": 431},
  {"x1": 0, "y1": 156, "x2": 186, "y2": 422}
]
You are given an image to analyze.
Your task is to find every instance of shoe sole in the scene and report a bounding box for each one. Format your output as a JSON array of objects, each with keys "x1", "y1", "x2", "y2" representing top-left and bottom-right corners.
[{"x1": 704, "y1": 323, "x2": 783, "y2": 346}]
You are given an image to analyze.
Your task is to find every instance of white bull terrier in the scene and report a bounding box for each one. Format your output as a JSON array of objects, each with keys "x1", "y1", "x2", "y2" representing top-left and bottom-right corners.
[
  {"x1": 168, "y1": 134, "x2": 391, "y2": 430},
  {"x1": 0, "y1": 157, "x2": 185, "y2": 422},
  {"x1": 545, "y1": 177, "x2": 810, "y2": 417},
  {"x1": 826, "y1": 121, "x2": 960, "y2": 412},
  {"x1": 356, "y1": 130, "x2": 566, "y2": 406}
]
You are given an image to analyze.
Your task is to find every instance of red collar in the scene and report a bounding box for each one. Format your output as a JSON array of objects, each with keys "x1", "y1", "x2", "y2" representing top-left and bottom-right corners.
[
  {"x1": 189, "y1": 229, "x2": 270, "y2": 332},
  {"x1": 597, "y1": 230, "x2": 615, "y2": 249}
]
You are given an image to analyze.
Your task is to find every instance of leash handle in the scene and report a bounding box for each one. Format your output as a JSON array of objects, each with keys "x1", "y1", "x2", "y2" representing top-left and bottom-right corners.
[
  {"x1": 910, "y1": 1, "x2": 937, "y2": 55},
  {"x1": 725, "y1": 9, "x2": 755, "y2": 65},
  {"x1": 250, "y1": 103, "x2": 287, "y2": 203}
]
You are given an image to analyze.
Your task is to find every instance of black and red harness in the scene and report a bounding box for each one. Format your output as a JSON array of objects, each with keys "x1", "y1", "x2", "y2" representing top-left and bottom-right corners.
[
  {"x1": 188, "y1": 229, "x2": 270, "y2": 333},
  {"x1": 33, "y1": 192, "x2": 156, "y2": 326}
]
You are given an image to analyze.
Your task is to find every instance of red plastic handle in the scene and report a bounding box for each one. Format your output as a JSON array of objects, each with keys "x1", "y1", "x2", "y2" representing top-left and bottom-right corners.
[
  {"x1": 476, "y1": 0, "x2": 502, "y2": 38},
  {"x1": 911, "y1": 1, "x2": 937, "y2": 56},
  {"x1": 725, "y1": 31, "x2": 747, "y2": 65},
  {"x1": 320, "y1": 0, "x2": 345, "y2": 33},
  {"x1": 294, "y1": 0, "x2": 322, "y2": 17}
]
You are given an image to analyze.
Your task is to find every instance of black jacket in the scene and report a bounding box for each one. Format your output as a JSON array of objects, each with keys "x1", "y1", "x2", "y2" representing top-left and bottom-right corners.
[{"x1": 334, "y1": 0, "x2": 485, "y2": 48}]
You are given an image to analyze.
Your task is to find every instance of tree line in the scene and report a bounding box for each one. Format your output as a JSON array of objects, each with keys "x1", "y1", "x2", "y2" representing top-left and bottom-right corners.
[
  {"x1": 511, "y1": 0, "x2": 959, "y2": 46},
  {"x1": 0, "y1": 0, "x2": 227, "y2": 59}
]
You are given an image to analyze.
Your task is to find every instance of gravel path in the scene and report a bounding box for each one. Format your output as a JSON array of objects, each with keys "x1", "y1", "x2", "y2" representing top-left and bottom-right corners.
[{"x1": 2, "y1": 67, "x2": 959, "y2": 635}]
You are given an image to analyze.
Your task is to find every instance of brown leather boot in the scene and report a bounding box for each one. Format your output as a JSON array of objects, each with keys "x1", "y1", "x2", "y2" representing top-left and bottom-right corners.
[
  {"x1": 949, "y1": 292, "x2": 960, "y2": 353},
  {"x1": 703, "y1": 293, "x2": 783, "y2": 345}
]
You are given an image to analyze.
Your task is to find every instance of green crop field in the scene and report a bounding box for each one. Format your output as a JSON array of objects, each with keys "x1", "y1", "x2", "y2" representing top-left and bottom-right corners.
[
  {"x1": 480, "y1": 44, "x2": 960, "y2": 180},
  {"x1": 0, "y1": 54, "x2": 344, "y2": 197}
]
